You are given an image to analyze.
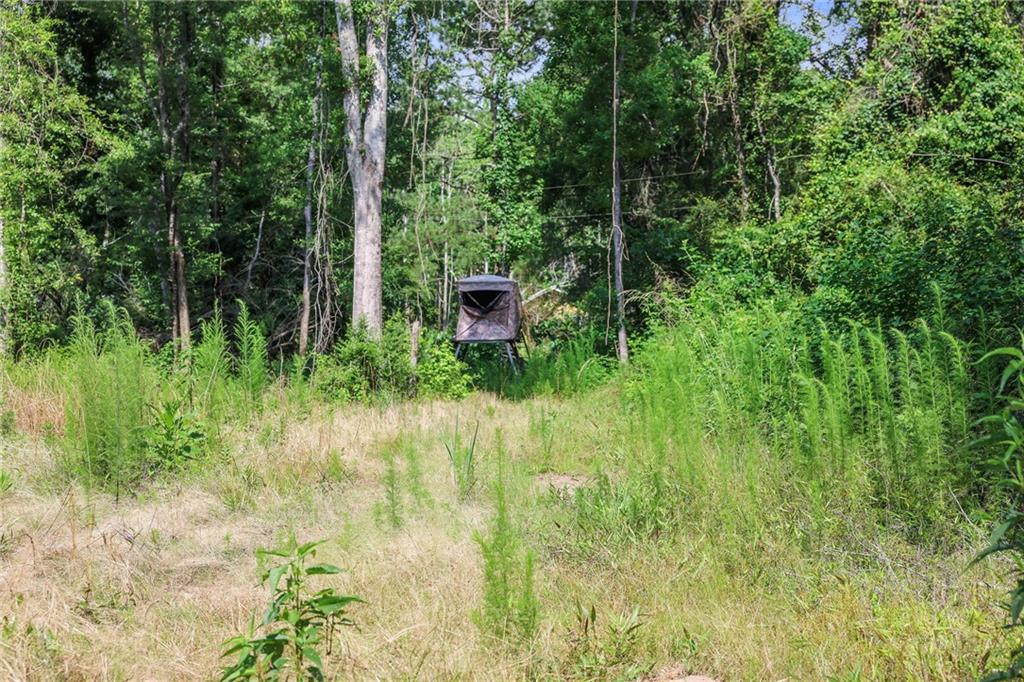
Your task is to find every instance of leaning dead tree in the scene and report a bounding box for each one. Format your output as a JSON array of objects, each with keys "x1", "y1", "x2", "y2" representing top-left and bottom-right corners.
[{"x1": 334, "y1": 0, "x2": 389, "y2": 338}]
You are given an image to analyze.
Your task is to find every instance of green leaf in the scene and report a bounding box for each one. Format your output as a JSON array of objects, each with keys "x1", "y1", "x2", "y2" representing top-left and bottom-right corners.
[
  {"x1": 296, "y1": 539, "x2": 325, "y2": 556},
  {"x1": 978, "y1": 346, "x2": 1024, "y2": 365},
  {"x1": 312, "y1": 594, "x2": 364, "y2": 614},
  {"x1": 302, "y1": 646, "x2": 323, "y2": 670},
  {"x1": 306, "y1": 563, "x2": 342, "y2": 575},
  {"x1": 267, "y1": 564, "x2": 288, "y2": 592}
]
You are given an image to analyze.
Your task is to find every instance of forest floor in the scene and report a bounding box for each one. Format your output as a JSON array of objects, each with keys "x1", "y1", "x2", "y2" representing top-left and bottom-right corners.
[{"x1": 0, "y1": 392, "x2": 1009, "y2": 681}]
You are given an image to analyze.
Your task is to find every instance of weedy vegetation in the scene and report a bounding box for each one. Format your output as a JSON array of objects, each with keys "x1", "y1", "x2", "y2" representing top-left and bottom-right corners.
[{"x1": 0, "y1": 299, "x2": 1020, "y2": 680}]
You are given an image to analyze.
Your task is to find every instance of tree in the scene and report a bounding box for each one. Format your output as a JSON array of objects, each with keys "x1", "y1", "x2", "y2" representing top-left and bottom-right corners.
[
  {"x1": 334, "y1": 0, "x2": 390, "y2": 338},
  {"x1": 610, "y1": 0, "x2": 634, "y2": 363},
  {"x1": 299, "y1": 6, "x2": 326, "y2": 357},
  {"x1": 0, "y1": 4, "x2": 102, "y2": 354},
  {"x1": 122, "y1": 2, "x2": 197, "y2": 349}
]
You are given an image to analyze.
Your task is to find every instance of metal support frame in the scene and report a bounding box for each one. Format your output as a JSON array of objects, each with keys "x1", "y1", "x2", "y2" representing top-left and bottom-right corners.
[{"x1": 454, "y1": 340, "x2": 523, "y2": 375}]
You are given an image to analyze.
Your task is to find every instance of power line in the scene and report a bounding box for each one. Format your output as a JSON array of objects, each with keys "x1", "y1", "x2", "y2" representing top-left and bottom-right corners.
[{"x1": 542, "y1": 169, "x2": 706, "y2": 192}]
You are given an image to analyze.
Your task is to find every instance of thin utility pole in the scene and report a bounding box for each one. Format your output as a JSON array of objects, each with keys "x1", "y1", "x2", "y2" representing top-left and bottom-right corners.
[{"x1": 611, "y1": 0, "x2": 629, "y2": 364}]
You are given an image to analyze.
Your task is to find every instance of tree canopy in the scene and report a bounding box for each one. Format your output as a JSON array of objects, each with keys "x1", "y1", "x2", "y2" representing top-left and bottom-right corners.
[{"x1": 1, "y1": 0, "x2": 1022, "y2": 355}]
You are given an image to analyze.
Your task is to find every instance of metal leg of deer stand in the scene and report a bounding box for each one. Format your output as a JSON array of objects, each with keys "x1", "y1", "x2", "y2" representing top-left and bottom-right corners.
[
  {"x1": 504, "y1": 342, "x2": 521, "y2": 375},
  {"x1": 454, "y1": 342, "x2": 465, "y2": 360}
]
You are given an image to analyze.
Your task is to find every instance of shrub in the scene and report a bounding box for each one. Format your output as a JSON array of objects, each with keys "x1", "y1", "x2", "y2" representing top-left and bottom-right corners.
[
  {"x1": 314, "y1": 316, "x2": 414, "y2": 403},
  {"x1": 143, "y1": 398, "x2": 207, "y2": 473},
  {"x1": 624, "y1": 298, "x2": 973, "y2": 540},
  {"x1": 474, "y1": 328, "x2": 615, "y2": 400},
  {"x1": 474, "y1": 457, "x2": 538, "y2": 642},
  {"x1": 191, "y1": 307, "x2": 232, "y2": 423},
  {"x1": 973, "y1": 341, "x2": 1024, "y2": 681},
  {"x1": 417, "y1": 335, "x2": 472, "y2": 400}
]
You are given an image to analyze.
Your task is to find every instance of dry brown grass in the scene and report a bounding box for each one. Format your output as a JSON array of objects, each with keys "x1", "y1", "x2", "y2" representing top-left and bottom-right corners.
[
  {"x1": 1, "y1": 379, "x2": 64, "y2": 437},
  {"x1": 0, "y1": 393, "x2": 1010, "y2": 681}
]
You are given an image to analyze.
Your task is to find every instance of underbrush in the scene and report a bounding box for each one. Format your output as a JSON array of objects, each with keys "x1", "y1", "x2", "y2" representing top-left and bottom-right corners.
[
  {"x1": 0, "y1": 295, "x2": 1017, "y2": 678},
  {"x1": 542, "y1": 298, "x2": 987, "y2": 566},
  {"x1": 475, "y1": 327, "x2": 615, "y2": 399}
]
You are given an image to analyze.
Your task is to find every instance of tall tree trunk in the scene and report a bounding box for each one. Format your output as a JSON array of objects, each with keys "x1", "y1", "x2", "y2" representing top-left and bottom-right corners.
[
  {"x1": 299, "y1": 21, "x2": 324, "y2": 357},
  {"x1": 610, "y1": 0, "x2": 632, "y2": 364},
  {"x1": 151, "y1": 4, "x2": 191, "y2": 349},
  {"x1": 335, "y1": 0, "x2": 388, "y2": 338},
  {"x1": 171, "y1": 5, "x2": 192, "y2": 349}
]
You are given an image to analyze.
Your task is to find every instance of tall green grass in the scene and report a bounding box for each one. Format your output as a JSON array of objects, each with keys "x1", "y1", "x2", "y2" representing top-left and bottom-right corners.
[
  {"x1": 234, "y1": 301, "x2": 268, "y2": 417},
  {"x1": 617, "y1": 302, "x2": 974, "y2": 546},
  {"x1": 62, "y1": 302, "x2": 161, "y2": 491},
  {"x1": 477, "y1": 328, "x2": 615, "y2": 399},
  {"x1": 191, "y1": 308, "x2": 232, "y2": 424}
]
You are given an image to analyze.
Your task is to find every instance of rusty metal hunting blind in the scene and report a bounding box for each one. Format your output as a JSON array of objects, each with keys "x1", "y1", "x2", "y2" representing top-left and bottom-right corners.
[{"x1": 454, "y1": 275, "x2": 523, "y2": 371}]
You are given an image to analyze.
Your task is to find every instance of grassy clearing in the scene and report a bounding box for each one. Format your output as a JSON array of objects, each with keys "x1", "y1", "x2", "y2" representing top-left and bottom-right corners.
[{"x1": 0, "y1": 305, "x2": 1014, "y2": 680}]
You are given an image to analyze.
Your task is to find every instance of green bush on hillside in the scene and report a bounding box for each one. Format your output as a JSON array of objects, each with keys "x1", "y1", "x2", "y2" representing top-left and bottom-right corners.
[
  {"x1": 417, "y1": 336, "x2": 472, "y2": 400},
  {"x1": 313, "y1": 316, "x2": 414, "y2": 403}
]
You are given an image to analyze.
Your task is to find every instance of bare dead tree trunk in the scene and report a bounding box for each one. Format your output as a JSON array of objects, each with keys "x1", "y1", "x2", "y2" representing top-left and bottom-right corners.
[
  {"x1": 299, "y1": 121, "x2": 315, "y2": 355},
  {"x1": 299, "y1": 15, "x2": 325, "y2": 357},
  {"x1": 410, "y1": 317, "x2": 421, "y2": 367},
  {"x1": 312, "y1": 162, "x2": 338, "y2": 353},
  {"x1": 610, "y1": 0, "x2": 632, "y2": 364},
  {"x1": 335, "y1": 0, "x2": 388, "y2": 338},
  {"x1": 172, "y1": 5, "x2": 192, "y2": 349}
]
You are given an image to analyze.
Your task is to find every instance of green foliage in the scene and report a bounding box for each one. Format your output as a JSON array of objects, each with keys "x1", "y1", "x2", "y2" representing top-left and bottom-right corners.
[
  {"x1": 443, "y1": 419, "x2": 478, "y2": 501},
  {"x1": 723, "y1": 0, "x2": 1024, "y2": 342},
  {"x1": 62, "y1": 303, "x2": 161, "y2": 490},
  {"x1": 143, "y1": 398, "x2": 207, "y2": 472},
  {"x1": 973, "y1": 342, "x2": 1024, "y2": 681},
  {"x1": 402, "y1": 438, "x2": 429, "y2": 509},
  {"x1": 416, "y1": 336, "x2": 472, "y2": 400},
  {"x1": 284, "y1": 354, "x2": 313, "y2": 413},
  {"x1": 234, "y1": 302, "x2": 268, "y2": 415},
  {"x1": 474, "y1": 462, "x2": 538, "y2": 642},
  {"x1": 376, "y1": 449, "x2": 403, "y2": 529},
  {"x1": 564, "y1": 603, "x2": 647, "y2": 681},
  {"x1": 0, "y1": 5, "x2": 106, "y2": 353},
  {"x1": 191, "y1": 308, "x2": 233, "y2": 424},
  {"x1": 567, "y1": 469, "x2": 676, "y2": 553},
  {"x1": 220, "y1": 538, "x2": 362, "y2": 681},
  {"x1": 474, "y1": 329, "x2": 615, "y2": 400},
  {"x1": 622, "y1": 298, "x2": 973, "y2": 539},
  {"x1": 373, "y1": 437, "x2": 430, "y2": 527},
  {"x1": 313, "y1": 317, "x2": 414, "y2": 404},
  {"x1": 59, "y1": 303, "x2": 216, "y2": 490}
]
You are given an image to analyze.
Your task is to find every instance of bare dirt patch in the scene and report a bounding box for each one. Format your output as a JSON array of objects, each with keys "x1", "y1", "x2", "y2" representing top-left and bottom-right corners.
[
  {"x1": 535, "y1": 472, "x2": 588, "y2": 499},
  {"x1": 643, "y1": 665, "x2": 719, "y2": 682}
]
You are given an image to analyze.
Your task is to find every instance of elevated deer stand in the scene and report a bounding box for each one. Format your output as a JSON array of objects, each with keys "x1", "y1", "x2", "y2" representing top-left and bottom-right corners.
[{"x1": 454, "y1": 275, "x2": 523, "y2": 373}]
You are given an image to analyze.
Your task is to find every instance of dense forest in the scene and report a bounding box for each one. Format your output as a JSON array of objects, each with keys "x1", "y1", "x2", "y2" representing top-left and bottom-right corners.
[
  {"x1": 4, "y1": 0, "x2": 1024, "y2": 679},
  {"x1": 4, "y1": 0, "x2": 1021, "y2": 355}
]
